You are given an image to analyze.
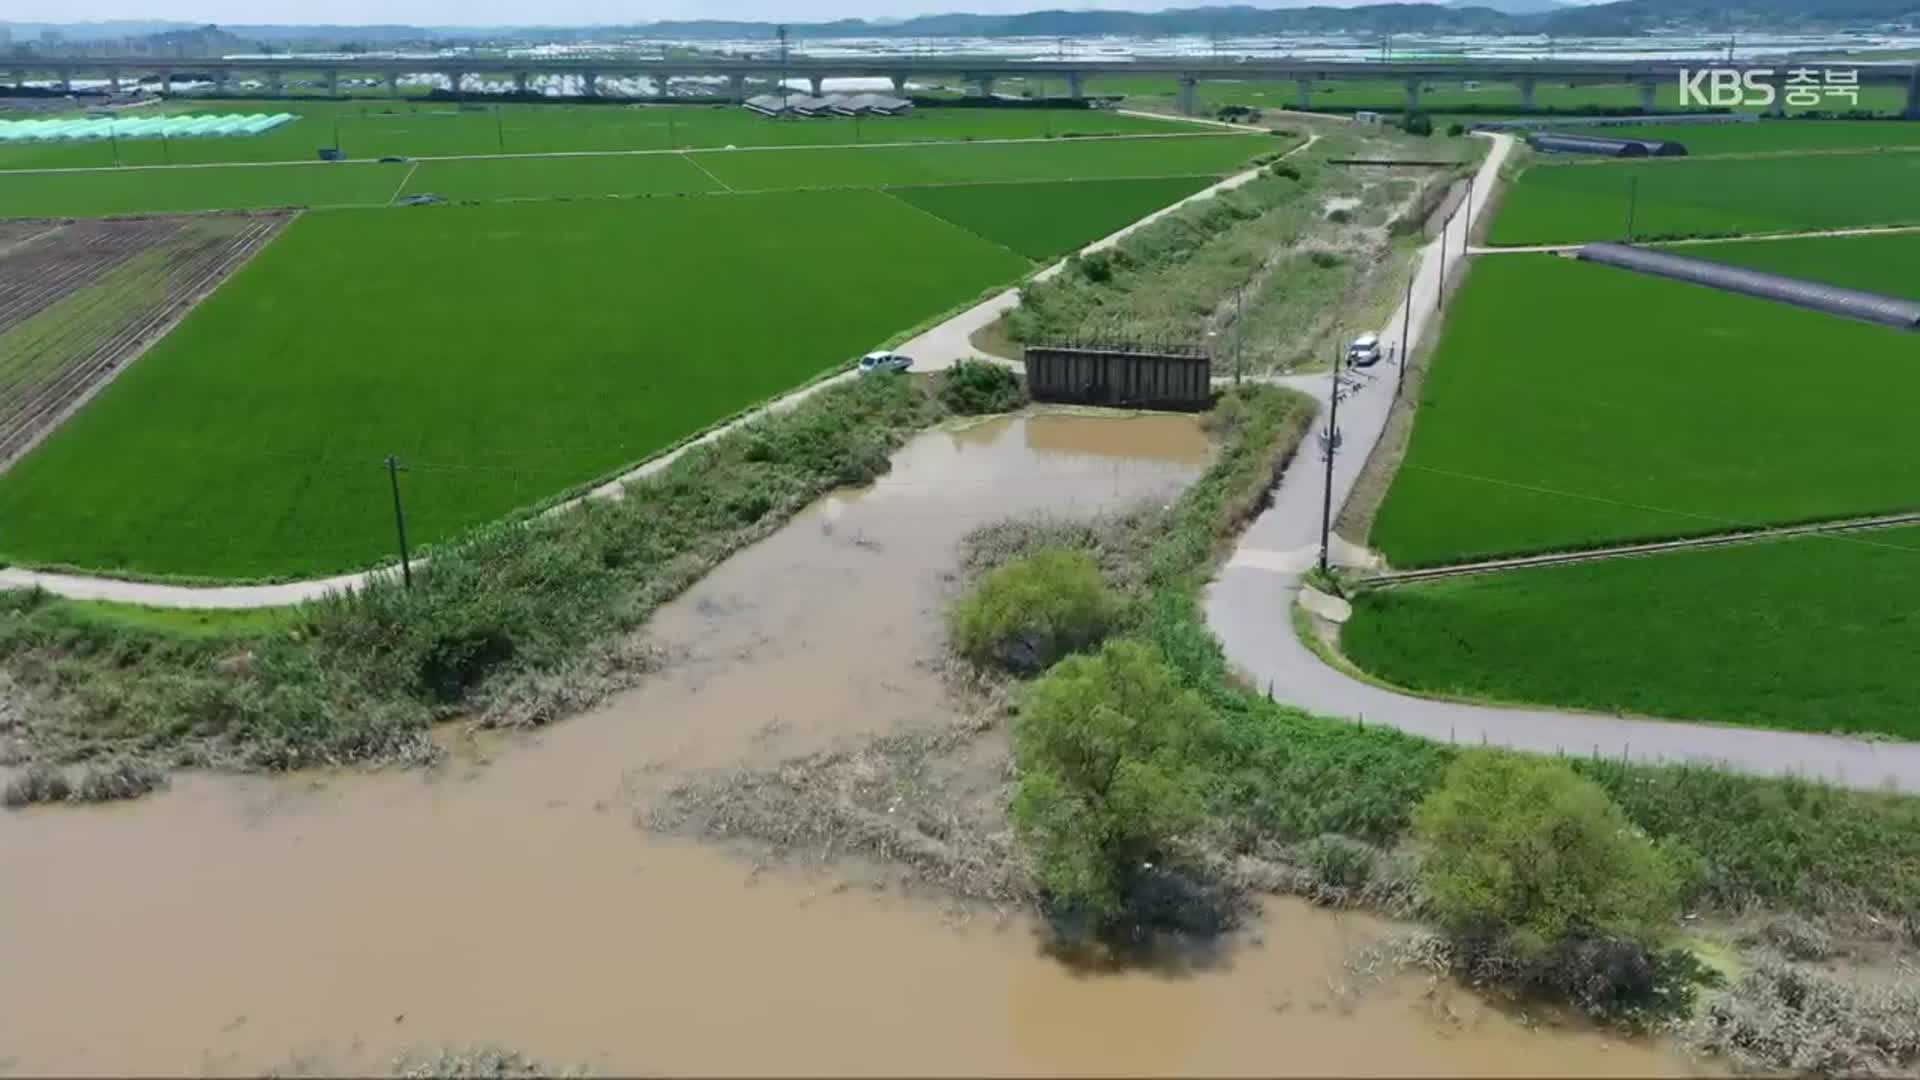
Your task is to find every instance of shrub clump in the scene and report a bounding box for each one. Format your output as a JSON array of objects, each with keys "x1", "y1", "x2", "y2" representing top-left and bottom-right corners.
[
  {"x1": 938, "y1": 359, "x2": 1026, "y2": 415},
  {"x1": 1011, "y1": 639, "x2": 1222, "y2": 928},
  {"x1": 73, "y1": 759, "x2": 169, "y2": 802},
  {"x1": 1413, "y1": 750, "x2": 1701, "y2": 1020},
  {"x1": 3, "y1": 762, "x2": 71, "y2": 807},
  {"x1": 1684, "y1": 956, "x2": 1920, "y2": 1075},
  {"x1": 949, "y1": 548, "x2": 1122, "y2": 674}
]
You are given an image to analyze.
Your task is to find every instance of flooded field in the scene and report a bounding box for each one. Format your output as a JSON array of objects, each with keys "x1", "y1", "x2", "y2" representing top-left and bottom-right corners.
[{"x1": 0, "y1": 411, "x2": 1693, "y2": 1077}]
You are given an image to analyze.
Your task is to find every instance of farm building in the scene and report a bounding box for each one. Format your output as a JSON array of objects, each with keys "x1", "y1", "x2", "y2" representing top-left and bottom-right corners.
[
  {"x1": 1526, "y1": 132, "x2": 1688, "y2": 157},
  {"x1": 744, "y1": 92, "x2": 911, "y2": 117},
  {"x1": 1577, "y1": 242, "x2": 1920, "y2": 330}
]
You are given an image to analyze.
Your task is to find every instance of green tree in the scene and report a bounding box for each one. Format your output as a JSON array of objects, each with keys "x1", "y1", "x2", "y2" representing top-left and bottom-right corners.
[
  {"x1": 1414, "y1": 750, "x2": 1680, "y2": 961},
  {"x1": 1010, "y1": 639, "x2": 1221, "y2": 922},
  {"x1": 949, "y1": 548, "x2": 1120, "y2": 674}
]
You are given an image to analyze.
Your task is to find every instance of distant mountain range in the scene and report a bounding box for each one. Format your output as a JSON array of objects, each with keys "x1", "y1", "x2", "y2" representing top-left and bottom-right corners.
[{"x1": 6, "y1": 0, "x2": 1919, "y2": 48}]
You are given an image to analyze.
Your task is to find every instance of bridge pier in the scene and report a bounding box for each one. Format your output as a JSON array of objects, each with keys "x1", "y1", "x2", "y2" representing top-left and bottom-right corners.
[
  {"x1": 971, "y1": 74, "x2": 994, "y2": 98},
  {"x1": 158, "y1": 70, "x2": 173, "y2": 95},
  {"x1": 1066, "y1": 71, "x2": 1084, "y2": 99},
  {"x1": 213, "y1": 70, "x2": 229, "y2": 96},
  {"x1": 512, "y1": 71, "x2": 529, "y2": 96},
  {"x1": 326, "y1": 68, "x2": 340, "y2": 97},
  {"x1": 1906, "y1": 64, "x2": 1920, "y2": 119},
  {"x1": 57, "y1": 68, "x2": 72, "y2": 93},
  {"x1": 1766, "y1": 72, "x2": 1786, "y2": 116},
  {"x1": 268, "y1": 69, "x2": 284, "y2": 96},
  {"x1": 109, "y1": 72, "x2": 121, "y2": 93},
  {"x1": 388, "y1": 72, "x2": 402, "y2": 97},
  {"x1": 1637, "y1": 78, "x2": 1657, "y2": 112},
  {"x1": 729, "y1": 73, "x2": 746, "y2": 102},
  {"x1": 890, "y1": 73, "x2": 907, "y2": 96},
  {"x1": 1404, "y1": 78, "x2": 1422, "y2": 112},
  {"x1": 1296, "y1": 77, "x2": 1312, "y2": 109},
  {"x1": 447, "y1": 70, "x2": 465, "y2": 96},
  {"x1": 583, "y1": 71, "x2": 599, "y2": 97},
  {"x1": 1177, "y1": 75, "x2": 1199, "y2": 115},
  {"x1": 649, "y1": 72, "x2": 668, "y2": 98},
  {"x1": 1518, "y1": 75, "x2": 1536, "y2": 109},
  {"x1": 808, "y1": 74, "x2": 825, "y2": 97}
]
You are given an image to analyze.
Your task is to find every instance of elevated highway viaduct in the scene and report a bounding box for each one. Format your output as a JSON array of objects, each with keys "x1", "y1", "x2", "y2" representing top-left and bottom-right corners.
[{"x1": 8, "y1": 56, "x2": 1920, "y2": 118}]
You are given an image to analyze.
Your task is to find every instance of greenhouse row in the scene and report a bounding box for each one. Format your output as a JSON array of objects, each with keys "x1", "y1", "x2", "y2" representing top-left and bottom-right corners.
[{"x1": 0, "y1": 112, "x2": 296, "y2": 143}]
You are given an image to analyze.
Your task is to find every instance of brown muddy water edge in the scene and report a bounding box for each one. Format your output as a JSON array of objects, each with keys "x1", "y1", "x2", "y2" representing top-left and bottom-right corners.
[{"x1": 0, "y1": 412, "x2": 1694, "y2": 1077}]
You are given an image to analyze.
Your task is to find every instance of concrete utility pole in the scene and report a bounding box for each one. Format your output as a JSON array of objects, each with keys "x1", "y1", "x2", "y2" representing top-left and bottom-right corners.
[
  {"x1": 777, "y1": 25, "x2": 789, "y2": 112},
  {"x1": 385, "y1": 455, "x2": 412, "y2": 589},
  {"x1": 1318, "y1": 337, "x2": 1343, "y2": 575}
]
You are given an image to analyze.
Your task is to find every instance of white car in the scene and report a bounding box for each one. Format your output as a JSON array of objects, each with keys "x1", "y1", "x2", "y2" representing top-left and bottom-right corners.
[
  {"x1": 858, "y1": 351, "x2": 913, "y2": 374},
  {"x1": 1346, "y1": 333, "x2": 1382, "y2": 368}
]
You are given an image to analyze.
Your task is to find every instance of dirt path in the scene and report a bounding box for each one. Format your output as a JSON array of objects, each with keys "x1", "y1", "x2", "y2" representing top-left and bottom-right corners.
[
  {"x1": 1365, "y1": 509, "x2": 1920, "y2": 586},
  {"x1": 1203, "y1": 132, "x2": 1920, "y2": 794},
  {"x1": 1471, "y1": 221, "x2": 1920, "y2": 255}
]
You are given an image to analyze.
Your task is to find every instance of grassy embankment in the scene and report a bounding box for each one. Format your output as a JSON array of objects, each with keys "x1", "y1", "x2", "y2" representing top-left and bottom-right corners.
[
  {"x1": 998, "y1": 125, "x2": 1467, "y2": 370},
  {"x1": 0, "y1": 372, "x2": 942, "y2": 790}
]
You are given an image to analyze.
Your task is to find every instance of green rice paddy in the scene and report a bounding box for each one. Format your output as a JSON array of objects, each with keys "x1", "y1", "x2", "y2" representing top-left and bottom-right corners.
[
  {"x1": 889, "y1": 175, "x2": 1210, "y2": 259},
  {"x1": 1601, "y1": 119, "x2": 1920, "y2": 156},
  {"x1": 0, "y1": 99, "x2": 1191, "y2": 170},
  {"x1": 1369, "y1": 255, "x2": 1920, "y2": 567},
  {"x1": 1677, "y1": 230, "x2": 1920, "y2": 300},
  {"x1": 1487, "y1": 150, "x2": 1920, "y2": 245},
  {"x1": 0, "y1": 191, "x2": 1030, "y2": 578},
  {"x1": 1343, "y1": 526, "x2": 1920, "y2": 738},
  {"x1": 0, "y1": 132, "x2": 1273, "y2": 218}
]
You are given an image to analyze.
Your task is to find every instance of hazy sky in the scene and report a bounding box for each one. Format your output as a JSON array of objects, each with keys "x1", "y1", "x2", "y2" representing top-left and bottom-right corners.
[{"x1": 6, "y1": 0, "x2": 1552, "y2": 29}]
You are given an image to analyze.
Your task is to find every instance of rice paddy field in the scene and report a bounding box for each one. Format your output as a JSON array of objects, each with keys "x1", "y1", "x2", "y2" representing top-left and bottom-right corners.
[
  {"x1": 1677, "y1": 230, "x2": 1920, "y2": 300},
  {"x1": 0, "y1": 99, "x2": 1192, "y2": 170},
  {"x1": 1017, "y1": 74, "x2": 1913, "y2": 117},
  {"x1": 1599, "y1": 119, "x2": 1920, "y2": 156},
  {"x1": 1342, "y1": 526, "x2": 1920, "y2": 738},
  {"x1": 0, "y1": 133, "x2": 1228, "y2": 578},
  {"x1": 0, "y1": 132, "x2": 1274, "y2": 218},
  {"x1": 1486, "y1": 149, "x2": 1920, "y2": 245},
  {"x1": 1367, "y1": 254, "x2": 1920, "y2": 567}
]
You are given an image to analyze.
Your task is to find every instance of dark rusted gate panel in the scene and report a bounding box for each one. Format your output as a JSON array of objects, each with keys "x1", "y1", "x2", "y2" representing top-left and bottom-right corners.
[{"x1": 1024, "y1": 345, "x2": 1211, "y2": 411}]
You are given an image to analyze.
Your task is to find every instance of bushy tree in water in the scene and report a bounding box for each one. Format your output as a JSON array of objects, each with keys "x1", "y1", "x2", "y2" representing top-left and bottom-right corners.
[
  {"x1": 949, "y1": 548, "x2": 1120, "y2": 674},
  {"x1": 1010, "y1": 639, "x2": 1222, "y2": 925},
  {"x1": 1414, "y1": 750, "x2": 1698, "y2": 1018}
]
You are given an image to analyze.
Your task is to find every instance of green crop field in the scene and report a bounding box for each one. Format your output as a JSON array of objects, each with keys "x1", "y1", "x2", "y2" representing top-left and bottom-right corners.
[
  {"x1": 0, "y1": 99, "x2": 1192, "y2": 170},
  {"x1": 888, "y1": 175, "x2": 1209, "y2": 258},
  {"x1": 1488, "y1": 149, "x2": 1920, "y2": 245},
  {"x1": 1369, "y1": 255, "x2": 1920, "y2": 567},
  {"x1": 1343, "y1": 526, "x2": 1920, "y2": 738},
  {"x1": 0, "y1": 160, "x2": 405, "y2": 218},
  {"x1": 0, "y1": 132, "x2": 1273, "y2": 218},
  {"x1": 1677, "y1": 230, "x2": 1920, "y2": 300},
  {"x1": 0, "y1": 190, "x2": 1029, "y2": 579},
  {"x1": 1601, "y1": 120, "x2": 1920, "y2": 156}
]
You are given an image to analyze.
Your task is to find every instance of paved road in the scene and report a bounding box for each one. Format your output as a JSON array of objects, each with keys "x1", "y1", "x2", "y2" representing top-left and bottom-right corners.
[
  {"x1": 1203, "y1": 132, "x2": 1920, "y2": 794},
  {"x1": 0, "y1": 132, "x2": 1310, "y2": 609}
]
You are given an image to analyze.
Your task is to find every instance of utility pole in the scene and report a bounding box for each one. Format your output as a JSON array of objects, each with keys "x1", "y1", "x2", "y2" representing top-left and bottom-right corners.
[
  {"x1": 1625, "y1": 175, "x2": 1639, "y2": 242},
  {"x1": 1399, "y1": 254, "x2": 1415, "y2": 398},
  {"x1": 1318, "y1": 337, "x2": 1343, "y2": 575},
  {"x1": 494, "y1": 104, "x2": 504, "y2": 153},
  {"x1": 777, "y1": 24, "x2": 789, "y2": 113},
  {"x1": 385, "y1": 454, "x2": 413, "y2": 589},
  {"x1": 1439, "y1": 198, "x2": 1450, "y2": 298},
  {"x1": 1464, "y1": 171, "x2": 1475, "y2": 244},
  {"x1": 1234, "y1": 284, "x2": 1245, "y2": 387}
]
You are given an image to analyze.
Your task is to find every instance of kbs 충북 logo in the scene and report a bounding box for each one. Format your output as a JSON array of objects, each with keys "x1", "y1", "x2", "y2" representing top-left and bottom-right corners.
[{"x1": 1677, "y1": 67, "x2": 1860, "y2": 108}]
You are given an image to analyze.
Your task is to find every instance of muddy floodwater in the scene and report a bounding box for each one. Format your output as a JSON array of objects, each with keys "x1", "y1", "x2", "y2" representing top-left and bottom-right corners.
[{"x1": 0, "y1": 413, "x2": 1692, "y2": 1077}]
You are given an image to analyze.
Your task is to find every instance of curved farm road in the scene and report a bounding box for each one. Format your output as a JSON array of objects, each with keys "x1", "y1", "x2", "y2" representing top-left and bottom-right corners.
[
  {"x1": 1205, "y1": 132, "x2": 1920, "y2": 795},
  {"x1": 0, "y1": 134, "x2": 1313, "y2": 610}
]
